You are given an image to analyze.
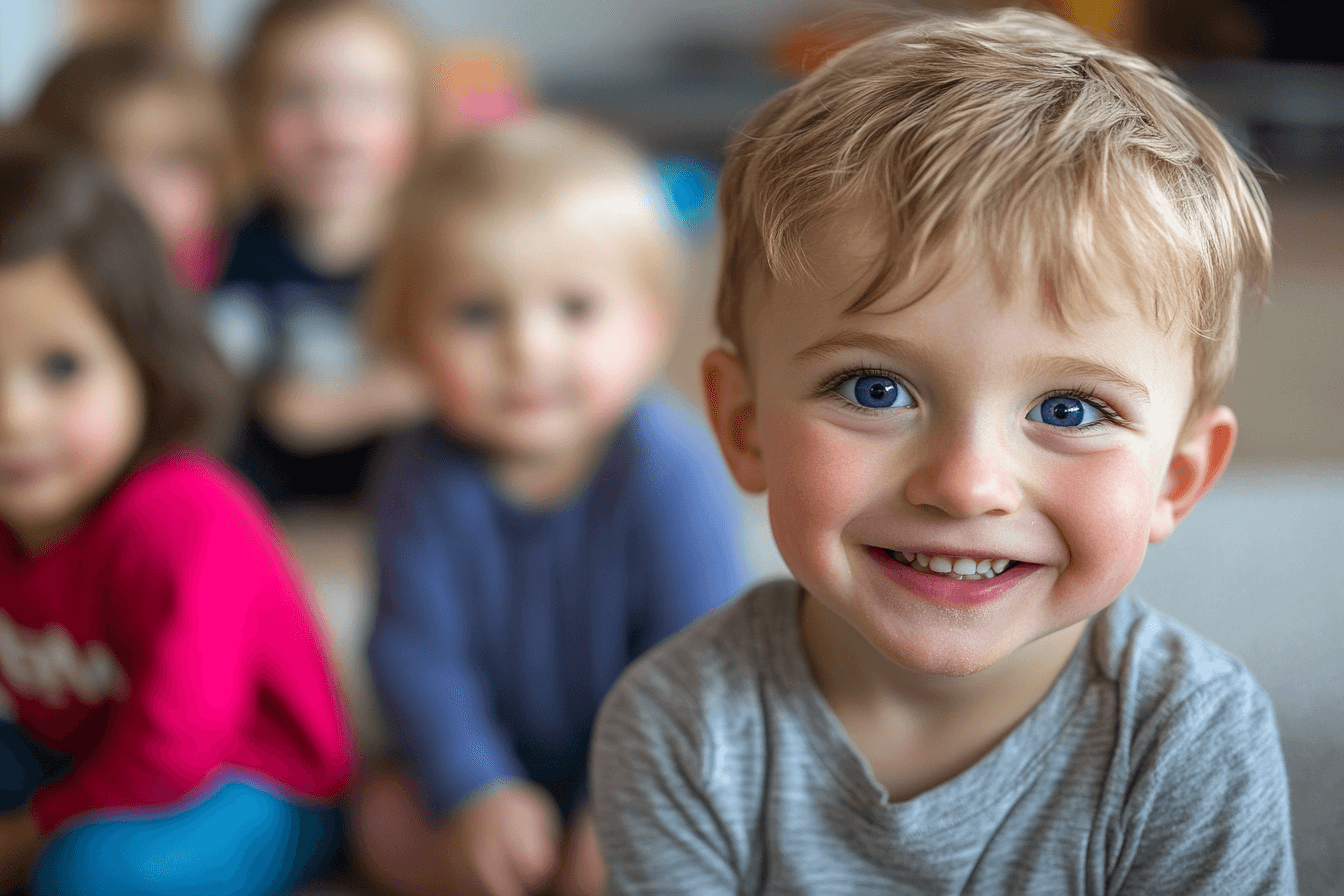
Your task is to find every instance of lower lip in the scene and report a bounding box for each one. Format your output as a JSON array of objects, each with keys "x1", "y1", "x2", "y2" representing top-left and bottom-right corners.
[
  {"x1": 502, "y1": 394, "x2": 567, "y2": 413},
  {"x1": 866, "y1": 546, "x2": 1039, "y2": 608}
]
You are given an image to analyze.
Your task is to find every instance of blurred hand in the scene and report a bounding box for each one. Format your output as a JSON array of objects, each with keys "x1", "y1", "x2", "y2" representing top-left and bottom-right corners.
[
  {"x1": 435, "y1": 781, "x2": 562, "y2": 896},
  {"x1": 261, "y1": 357, "x2": 428, "y2": 454},
  {"x1": 551, "y1": 806, "x2": 606, "y2": 896}
]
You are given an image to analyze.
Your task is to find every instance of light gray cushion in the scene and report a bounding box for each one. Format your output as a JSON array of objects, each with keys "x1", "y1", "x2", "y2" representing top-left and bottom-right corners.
[{"x1": 1133, "y1": 463, "x2": 1344, "y2": 896}]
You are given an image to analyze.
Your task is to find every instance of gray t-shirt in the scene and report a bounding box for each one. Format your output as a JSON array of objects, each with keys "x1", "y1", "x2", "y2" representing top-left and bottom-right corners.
[{"x1": 592, "y1": 579, "x2": 1296, "y2": 895}]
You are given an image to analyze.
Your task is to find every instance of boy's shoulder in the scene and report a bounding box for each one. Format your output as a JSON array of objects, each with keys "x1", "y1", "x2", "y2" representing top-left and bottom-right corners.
[
  {"x1": 612, "y1": 389, "x2": 737, "y2": 505},
  {"x1": 377, "y1": 421, "x2": 477, "y2": 485},
  {"x1": 103, "y1": 451, "x2": 265, "y2": 537},
  {"x1": 620, "y1": 389, "x2": 724, "y2": 467},
  {"x1": 1092, "y1": 593, "x2": 1274, "y2": 736},
  {"x1": 598, "y1": 580, "x2": 800, "y2": 754}
]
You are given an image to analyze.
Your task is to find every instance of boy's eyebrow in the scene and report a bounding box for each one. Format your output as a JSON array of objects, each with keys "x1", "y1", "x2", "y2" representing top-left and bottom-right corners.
[
  {"x1": 794, "y1": 333, "x2": 1151, "y2": 404},
  {"x1": 793, "y1": 333, "x2": 936, "y2": 367},
  {"x1": 1024, "y1": 357, "x2": 1151, "y2": 405}
]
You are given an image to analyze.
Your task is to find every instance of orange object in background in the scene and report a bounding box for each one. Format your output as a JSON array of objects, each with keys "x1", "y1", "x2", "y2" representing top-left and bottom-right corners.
[
  {"x1": 772, "y1": 20, "x2": 860, "y2": 75},
  {"x1": 434, "y1": 46, "x2": 532, "y2": 134},
  {"x1": 1052, "y1": 0, "x2": 1136, "y2": 41},
  {"x1": 770, "y1": 0, "x2": 1140, "y2": 79}
]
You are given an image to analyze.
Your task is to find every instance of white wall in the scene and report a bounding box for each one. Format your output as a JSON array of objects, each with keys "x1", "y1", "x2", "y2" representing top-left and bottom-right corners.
[
  {"x1": 189, "y1": 0, "x2": 821, "y2": 77},
  {"x1": 0, "y1": 0, "x2": 69, "y2": 118},
  {"x1": 3, "y1": 0, "x2": 818, "y2": 118}
]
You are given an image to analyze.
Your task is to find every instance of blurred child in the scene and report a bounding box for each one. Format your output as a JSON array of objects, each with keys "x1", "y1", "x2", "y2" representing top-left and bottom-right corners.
[
  {"x1": 0, "y1": 144, "x2": 353, "y2": 895},
  {"x1": 591, "y1": 9, "x2": 1296, "y2": 894},
  {"x1": 25, "y1": 38, "x2": 240, "y2": 291},
  {"x1": 216, "y1": 0, "x2": 429, "y2": 505},
  {"x1": 350, "y1": 113, "x2": 749, "y2": 896}
]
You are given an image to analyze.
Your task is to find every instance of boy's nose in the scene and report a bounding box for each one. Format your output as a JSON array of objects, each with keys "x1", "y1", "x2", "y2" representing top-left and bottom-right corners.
[
  {"x1": 904, "y1": 423, "x2": 1022, "y2": 519},
  {"x1": 504, "y1": 310, "x2": 564, "y2": 375}
]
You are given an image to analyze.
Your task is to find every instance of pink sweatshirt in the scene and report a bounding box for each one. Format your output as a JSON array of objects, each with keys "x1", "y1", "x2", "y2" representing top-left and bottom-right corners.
[{"x1": 0, "y1": 452, "x2": 354, "y2": 833}]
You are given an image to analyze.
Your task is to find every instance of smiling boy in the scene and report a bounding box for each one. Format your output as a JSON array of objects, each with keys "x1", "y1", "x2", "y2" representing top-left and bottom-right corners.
[{"x1": 589, "y1": 10, "x2": 1295, "y2": 894}]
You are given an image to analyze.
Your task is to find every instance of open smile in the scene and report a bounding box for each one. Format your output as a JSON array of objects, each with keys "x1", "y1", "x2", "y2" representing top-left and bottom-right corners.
[
  {"x1": 866, "y1": 546, "x2": 1038, "y2": 608},
  {"x1": 885, "y1": 549, "x2": 1018, "y2": 581}
]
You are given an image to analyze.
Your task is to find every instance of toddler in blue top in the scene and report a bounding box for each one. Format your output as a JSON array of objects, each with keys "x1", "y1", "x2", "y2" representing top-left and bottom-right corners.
[{"x1": 351, "y1": 113, "x2": 748, "y2": 896}]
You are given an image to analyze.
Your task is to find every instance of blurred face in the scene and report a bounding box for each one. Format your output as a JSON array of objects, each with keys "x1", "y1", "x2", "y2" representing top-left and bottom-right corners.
[
  {"x1": 0, "y1": 254, "x2": 145, "y2": 552},
  {"x1": 103, "y1": 84, "x2": 216, "y2": 248},
  {"x1": 718, "y1": 219, "x2": 1207, "y2": 678},
  {"x1": 413, "y1": 202, "x2": 667, "y2": 465},
  {"x1": 260, "y1": 11, "x2": 416, "y2": 216}
]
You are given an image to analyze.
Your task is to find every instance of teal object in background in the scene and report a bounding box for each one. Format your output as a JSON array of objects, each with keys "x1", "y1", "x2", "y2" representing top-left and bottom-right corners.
[
  {"x1": 24, "y1": 773, "x2": 341, "y2": 896},
  {"x1": 656, "y1": 157, "x2": 718, "y2": 230}
]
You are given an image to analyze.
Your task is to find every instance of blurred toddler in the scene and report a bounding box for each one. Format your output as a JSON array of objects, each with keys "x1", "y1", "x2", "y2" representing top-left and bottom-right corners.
[
  {"x1": 25, "y1": 38, "x2": 240, "y2": 291},
  {"x1": 350, "y1": 113, "x2": 748, "y2": 896},
  {"x1": 213, "y1": 0, "x2": 429, "y2": 505},
  {"x1": 0, "y1": 144, "x2": 352, "y2": 895}
]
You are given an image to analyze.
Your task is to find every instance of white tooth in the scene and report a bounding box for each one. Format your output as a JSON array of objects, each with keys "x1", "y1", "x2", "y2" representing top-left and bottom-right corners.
[
  {"x1": 952, "y1": 558, "x2": 978, "y2": 575},
  {"x1": 901, "y1": 551, "x2": 914, "y2": 563},
  {"x1": 992, "y1": 558, "x2": 1010, "y2": 574},
  {"x1": 929, "y1": 555, "x2": 953, "y2": 574},
  {"x1": 984, "y1": 570, "x2": 995, "y2": 578},
  {"x1": 916, "y1": 553, "x2": 930, "y2": 568},
  {"x1": 976, "y1": 559, "x2": 992, "y2": 574}
]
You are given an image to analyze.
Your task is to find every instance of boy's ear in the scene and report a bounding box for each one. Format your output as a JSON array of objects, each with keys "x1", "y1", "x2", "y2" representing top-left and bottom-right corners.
[
  {"x1": 702, "y1": 347, "x2": 766, "y2": 494},
  {"x1": 1149, "y1": 405, "x2": 1237, "y2": 544}
]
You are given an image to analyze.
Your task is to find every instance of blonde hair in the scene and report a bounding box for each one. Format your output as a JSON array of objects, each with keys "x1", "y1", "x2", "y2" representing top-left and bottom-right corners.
[
  {"x1": 370, "y1": 111, "x2": 678, "y2": 355},
  {"x1": 717, "y1": 8, "x2": 1271, "y2": 417},
  {"x1": 228, "y1": 0, "x2": 432, "y2": 189}
]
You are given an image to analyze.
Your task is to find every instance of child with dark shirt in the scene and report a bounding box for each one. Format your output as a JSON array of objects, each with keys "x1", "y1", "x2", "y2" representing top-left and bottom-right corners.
[{"x1": 212, "y1": 0, "x2": 428, "y2": 504}]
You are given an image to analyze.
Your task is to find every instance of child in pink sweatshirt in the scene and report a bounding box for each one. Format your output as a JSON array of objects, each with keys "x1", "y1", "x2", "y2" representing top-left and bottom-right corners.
[{"x1": 0, "y1": 142, "x2": 353, "y2": 895}]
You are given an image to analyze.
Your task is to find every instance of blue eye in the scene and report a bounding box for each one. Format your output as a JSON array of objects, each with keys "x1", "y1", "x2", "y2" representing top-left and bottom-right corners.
[
  {"x1": 41, "y1": 351, "x2": 80, "y2": 383},
  {"x1": 560, "y1": 293, "x2": 596, "y2": 322},
  {"x1": 1028, "y1": 395, "x2": 1103, "y2": 427},
  {"x1": 837, "y1": 375, "x2": 913, "y2": 410},
  {"x1": 454, "y1": 299, "x2": 502, "y2": 329}
]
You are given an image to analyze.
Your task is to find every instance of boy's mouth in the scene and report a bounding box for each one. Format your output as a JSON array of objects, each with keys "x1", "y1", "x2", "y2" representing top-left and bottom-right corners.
[{"x1": 884, "y1": 549, "x2": 1019, "y2": 581}]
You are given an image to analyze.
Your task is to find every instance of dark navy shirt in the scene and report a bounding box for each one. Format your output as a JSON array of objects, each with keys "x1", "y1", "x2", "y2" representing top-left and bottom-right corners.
[
  {"x1": 212, "y1": 204, "x2": 366, "y2": 383},
  {"x1": 208, "y1": 204, "x2": 377, "y2": 504},
  {"x1": 368, "y1": 392, "x2": 749, "y2": 818}
]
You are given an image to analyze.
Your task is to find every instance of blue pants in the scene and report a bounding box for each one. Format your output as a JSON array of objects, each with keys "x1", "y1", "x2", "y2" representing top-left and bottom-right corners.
[{"x1": 2, "y1": 721, "x2": 342, "y2": 895}]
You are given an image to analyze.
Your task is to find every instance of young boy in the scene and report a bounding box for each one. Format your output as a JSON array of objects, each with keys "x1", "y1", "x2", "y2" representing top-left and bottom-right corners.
[
  {"x1": 590, "y1": 10, "x2": 1296, "y2": 894},
  {"x1": 349, "y1": 113, "x2": 748, "y2": 896}
]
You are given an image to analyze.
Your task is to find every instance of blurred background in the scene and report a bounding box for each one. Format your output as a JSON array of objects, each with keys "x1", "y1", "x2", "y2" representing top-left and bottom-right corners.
[
  {"x1": 3, "y1": 0, "x2": 1340, "y2": 462},
  {"x1": 2, "y1": 1, "x2": 1340, "y2": 892}
]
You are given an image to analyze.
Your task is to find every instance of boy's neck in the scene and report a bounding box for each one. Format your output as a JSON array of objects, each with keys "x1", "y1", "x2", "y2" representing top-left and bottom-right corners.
[
  {"x1": 798, "y1": 590, "x2": 1086, "y2": 801},
  {"x1": 290, "y1": 201, "x2": 391, "y2": 277},
  {"x1": 487, "y1": 430, "x2": 615, "y2": 511}
]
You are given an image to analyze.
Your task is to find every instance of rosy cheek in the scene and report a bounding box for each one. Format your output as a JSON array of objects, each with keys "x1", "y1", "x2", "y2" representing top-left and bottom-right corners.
[
  {"x1": 1047, "y1": 448, "x2": 1156, "y2": 605},
  {"x1": 366, "y1": 113, "x2": 416, "y2": 184},
  {"x1": 762, "y1": 413, "x2": 872, "y2": 583},
  {"x1": 263, "y1": 113, "x2": 310, "y2": 171}
]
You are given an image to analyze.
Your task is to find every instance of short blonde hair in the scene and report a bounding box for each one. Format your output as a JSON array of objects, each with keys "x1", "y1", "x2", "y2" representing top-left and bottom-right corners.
[
  {"x1": 371, "y1": 112, "x2": 678, "y2": 355},
  {"x1": 717, "y1": 8, "x2": 1271, "y2": 417},
  {"x1": 228, "y1": 0, "x2": 432, "y2": 192}
]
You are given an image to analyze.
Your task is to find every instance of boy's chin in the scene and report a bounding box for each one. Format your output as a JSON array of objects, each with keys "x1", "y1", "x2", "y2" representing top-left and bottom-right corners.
[{"x1": 803, "y1": 586, "x2": 1090, "y2": 682}]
